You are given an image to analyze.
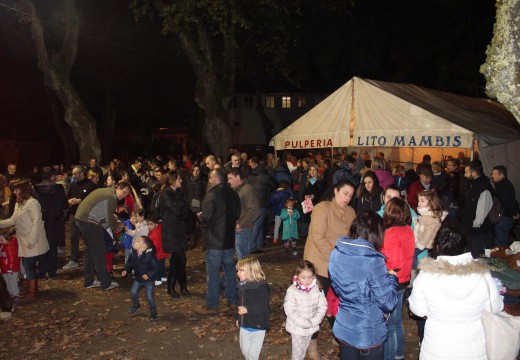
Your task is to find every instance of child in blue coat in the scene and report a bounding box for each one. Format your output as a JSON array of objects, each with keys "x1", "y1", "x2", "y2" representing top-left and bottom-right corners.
[{"x1": 122, "y1": 236, "x2": 159, "y2": 321}]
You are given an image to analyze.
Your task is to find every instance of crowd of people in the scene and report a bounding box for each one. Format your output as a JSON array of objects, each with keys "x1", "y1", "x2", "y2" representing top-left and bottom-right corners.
[{"x1": 0, "y1": 146, "x2": 518, "y2": 359}]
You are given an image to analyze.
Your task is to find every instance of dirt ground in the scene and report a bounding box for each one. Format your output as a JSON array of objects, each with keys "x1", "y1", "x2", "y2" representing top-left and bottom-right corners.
[{"x1": 0, "y1": 239, "x2": 421, "y2": 360}]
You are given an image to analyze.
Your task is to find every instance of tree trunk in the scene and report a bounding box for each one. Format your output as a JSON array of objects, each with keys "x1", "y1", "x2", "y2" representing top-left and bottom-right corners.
[
  {"x1": 481, "y1": 0, "x2": 520, "y2": 124},
  {"x1": 20, "y1": 0, "x2": 102, "y2": 163}
]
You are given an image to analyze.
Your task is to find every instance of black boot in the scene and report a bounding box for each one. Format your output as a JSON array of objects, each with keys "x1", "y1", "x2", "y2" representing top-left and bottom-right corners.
[
  {"x1": 179, "y1": 275, "x2": 190, "y2": 296},
  {"x1": 167, "y1": 274, "x2": 179, "y2": 297}
]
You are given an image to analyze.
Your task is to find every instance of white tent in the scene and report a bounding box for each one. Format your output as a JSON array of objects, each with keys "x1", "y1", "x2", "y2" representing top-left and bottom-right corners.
[{"x1": 271, "y1": 77, "x2": 520, "y2": 201}]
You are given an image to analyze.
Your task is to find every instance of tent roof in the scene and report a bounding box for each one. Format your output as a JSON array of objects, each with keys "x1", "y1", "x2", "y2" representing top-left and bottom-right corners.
[
  {"x1": 271, "y1": 77, "x2": 520, "y2": 150},
  {"x1": 363, "y1": 78, "x2": 520, "y2": 147}
]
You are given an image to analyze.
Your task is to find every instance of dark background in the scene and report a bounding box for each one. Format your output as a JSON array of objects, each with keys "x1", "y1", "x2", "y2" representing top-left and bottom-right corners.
[{"x1": 0, "y1": 0, "x2": 496, "y2": 166}]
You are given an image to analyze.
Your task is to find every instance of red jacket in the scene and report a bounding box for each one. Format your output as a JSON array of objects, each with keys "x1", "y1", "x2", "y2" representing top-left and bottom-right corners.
[
  {"x1": 406, "y1": 180, "x2": 427, "y2": 212},
  {"x1": 148, "y1": 224, "x2": 168, "y2": 260},
  {"x1": 381, "y1": 226, "x2": 414, "y2": 285},
  {"x1": 0, "y1": 236, "x2": 20, "y2": 273},
  {"x1": 326, "y1": 286, "x2": 339, "y2": 317}
]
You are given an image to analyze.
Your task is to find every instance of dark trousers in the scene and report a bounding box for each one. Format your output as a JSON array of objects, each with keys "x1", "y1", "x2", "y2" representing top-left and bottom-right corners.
[
  {"x1": 340, "y1": 342, "x2": 384, "y2": 360},
  {"x1": 68, "y1": 216, "x2": 81, "y2": 262},
  {"x1": 467, "y1": 231, "x2": 493, "y2": 258},
  {"x1": 75, "y1": 220, "x2": 111, "y2": 289},
  {"x1": 170, "y1": 251, "x2": 186, "y2": 279}
]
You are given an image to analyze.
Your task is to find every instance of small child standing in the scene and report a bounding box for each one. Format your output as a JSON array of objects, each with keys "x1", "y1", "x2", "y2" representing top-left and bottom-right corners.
[
  {"x1": 122, "y1": 236, "x2": 159, "y2": 321},
  {"x1": 284, "y1": 260, "x2": 327, "y2": 360},
  {"x1": 236, "y1": 257, "x2": 270, "y2": 360},
  {"x1": 147, "y1": 216, "x2": 168, "y2": 285},
  {"x1": 104, "y1": 229, "x2": 118, "y2": 278},
  {"x1": 270, "y1": 180, "x2": 293, "y2": 244},
  {"x1": 0, "y1": 231, "x2": 19, "y2": 300},
  {"x1": 279, "y1": 198, "x2": 301, "y2": 256},
  {"x1": 125, "y1": 209, "x2": 149, "y2": 245},
  {"x1": 121, "y1": 213, "x2": 136, "y2": 263},
  {"x1": 414, "y1": 190, "x2": 448, "y2": 255}
]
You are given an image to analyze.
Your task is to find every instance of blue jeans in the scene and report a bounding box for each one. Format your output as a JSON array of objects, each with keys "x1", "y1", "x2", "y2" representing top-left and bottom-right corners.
[
  {"x1": 130, "y1": 280, "x2": 156, "y2": 314},
  {"x1": 340, "y1": 342, "x2": 384, "y2": 360},
  {"x1": 384, "y1": 289, "x2": 404, "y2": 360},
  {"x1": 235, "y1": 228, "x2": 253, "y2": 260},
  {"x1": 494, "y1": 216, "x2": 514, "y2": 247},
  {"x1": 22, "y1": 254, "x2": 47, "y2": 280},
  {"x1": 205, "y1": 248, "x2": 237, "y2": 310},
  {"x1": 252, "y1": 207, "x2": 267, "y2": 251}
]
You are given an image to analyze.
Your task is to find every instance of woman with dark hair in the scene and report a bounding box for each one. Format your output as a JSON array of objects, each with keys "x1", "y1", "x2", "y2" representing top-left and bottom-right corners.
[
  {"x1": 159, "y1": 170, "x2": 193, "y2": 297},
  {"x1": 329, "y1": 210, "x2": 398, "y2": 359},
  {"x1": 357, "y1": 171, "x2": 384, "y2": 214},
  {"x1": 381, "y1": 197, "x2": 415, "y2": 360},
  {"x1": 186, "y1": 164, "x2": 206, "y2": 249},
  {"x1": 409, "y1": 225, "x2": 503, "y2": 359},
  {"x1": 301, "y1": 164, "x2": 327, "y2": 235},
  {"x1": 0, "y1": 180, "x2": 49, "y2": 300},
  {"x1": 303, "y1": 178, "x2": 356, "y2": 358}
]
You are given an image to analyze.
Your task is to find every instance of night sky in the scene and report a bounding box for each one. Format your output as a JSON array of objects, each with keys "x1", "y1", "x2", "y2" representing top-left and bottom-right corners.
[{"x1": 0, "y1": 0, "x2": 496, "y2": 153}]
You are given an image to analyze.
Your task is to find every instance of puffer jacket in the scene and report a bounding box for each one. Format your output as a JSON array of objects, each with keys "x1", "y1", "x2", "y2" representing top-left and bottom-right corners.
[
  {"x1": 329, "y1": 237, "x2": 398, "y2": 349},
  {"x1": 284, "y1": 282, "x2": 327, "y2": 336},
  {"x1": 409, "y1": 253, "x2": 504, "y2": 360},
  {"x1": 0, "y1": 235, "x2": 19, "y2": 273},
  {"x1": 124, "y1": 247, "x2": 159, "y2": 283}
]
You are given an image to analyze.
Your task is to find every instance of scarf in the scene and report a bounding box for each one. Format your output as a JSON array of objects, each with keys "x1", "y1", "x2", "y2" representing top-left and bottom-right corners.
[{"x1": 292, "y1": 276, "x2": 316, "y2": 293}]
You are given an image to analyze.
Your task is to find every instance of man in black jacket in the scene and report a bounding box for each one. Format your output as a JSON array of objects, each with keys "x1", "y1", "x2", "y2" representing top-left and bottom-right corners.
[
  {"x1": 248, "y1": 157, "x2": 276, "y2": 253},
  {"x1": 34, "y1": 167, "x2": 68, "y2": 279},
  {"x1": 491, "y1": 165, "x2": 519, "y2": 246},
  {"x1": 462, "y1": 160, "x2": 494, "y2": 258},
  {"x1": 195, "y1": 168, "x2": 240, "y2": 315},
  {"x1": 63, "y1": 165, "x2": 96, "y2": 270}
]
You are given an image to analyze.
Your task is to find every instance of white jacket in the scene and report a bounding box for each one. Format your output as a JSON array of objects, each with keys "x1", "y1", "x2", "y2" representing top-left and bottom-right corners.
[
  {"x1": 409, "y1": 253, "x2": 504, "y2": 360},
  {"x1": 284, "y1": 283, "x2": 327, "y2": 337},
  {"x1": 0, "y1": 198, "x2": 49, "y2": 257}
]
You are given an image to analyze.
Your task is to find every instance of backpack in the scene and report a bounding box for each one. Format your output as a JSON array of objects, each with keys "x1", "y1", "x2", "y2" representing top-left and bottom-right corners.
[{"x1": 487, "y1": 195, "x2": 503, "y2": 225}]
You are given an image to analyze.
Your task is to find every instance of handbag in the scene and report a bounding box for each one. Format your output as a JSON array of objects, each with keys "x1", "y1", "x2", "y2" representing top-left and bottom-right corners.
[{"x1": 482, "y1": 277, "x2": 520, "y2": 360}]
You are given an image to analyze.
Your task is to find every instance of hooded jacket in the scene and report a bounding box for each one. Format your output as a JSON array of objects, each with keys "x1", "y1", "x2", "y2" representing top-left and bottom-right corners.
[
  {"x1": 329, "y1": 237, "x2": 398, "y2": 348},
  {"x1": 124, "y1": 247, "x2": 159, "y2": 283},
  {"x1": 409, "y1": 253, "x2": 504, "y2": 360}
]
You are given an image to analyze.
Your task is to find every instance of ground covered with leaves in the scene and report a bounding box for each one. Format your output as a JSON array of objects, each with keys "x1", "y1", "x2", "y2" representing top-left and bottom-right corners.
[{"x1": 0, "y1": 241, "x2": 421, "y2": 359}]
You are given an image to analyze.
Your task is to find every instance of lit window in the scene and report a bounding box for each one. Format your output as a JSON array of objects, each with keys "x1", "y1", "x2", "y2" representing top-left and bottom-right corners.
[
  {"x1": 228, "y1": 97, "x2": 238, "y2": 109},
  {"x1": 265, "y1": 95, "x2": 275, "y2": 109},
  {"x1": 244, "y1": 96, "x2": 254, "y2": 108},
  {"x1": 297, "y1": 96, "x2": 307, "y2": 107},
  {"x1": 282, "y1": 96, "x2": 291, "y2": 109}
]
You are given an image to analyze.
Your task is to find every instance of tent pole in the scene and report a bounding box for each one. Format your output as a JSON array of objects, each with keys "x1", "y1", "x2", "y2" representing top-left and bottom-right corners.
[
  {"x1": 470, "y1": 136, "x2": 476, "y2": 161},
  {"x1": 349, "y1": 78, "x2": 356, "y2": 147}
]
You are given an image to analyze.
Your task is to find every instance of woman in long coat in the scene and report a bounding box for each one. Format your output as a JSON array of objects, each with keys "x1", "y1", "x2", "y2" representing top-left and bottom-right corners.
[
  {"x1": 159, "y1": 170, "x2": 193, "y2": 297},
  {"x1": 0, "y1": 180, "x2": 49, "y2": 300}
]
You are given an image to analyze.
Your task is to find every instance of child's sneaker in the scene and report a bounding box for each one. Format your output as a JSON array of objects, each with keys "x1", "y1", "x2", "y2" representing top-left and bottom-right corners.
[
  {"x1": 273, "y1": 238, "x2": 278, "y2": 244},
  {"x1": 128, "y1": 304, "x2": 140, "y2": 314},
  {"x1": 155, "y1": 280, "x2": 162, "y2": 286},
  {"x1": 150, "y1": 313, "x2": 158, "y2": 321}
]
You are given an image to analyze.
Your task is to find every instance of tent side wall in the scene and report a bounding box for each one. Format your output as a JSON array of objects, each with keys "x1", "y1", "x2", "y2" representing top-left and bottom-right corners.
[{"x1": 478, "y1": 139, "x2": 520, "y2": 206}]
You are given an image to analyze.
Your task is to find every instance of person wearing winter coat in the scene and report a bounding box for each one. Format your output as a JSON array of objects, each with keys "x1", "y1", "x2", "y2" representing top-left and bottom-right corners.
[
  {"x1": 329, "y1": 210, "x2": 398, "y2": 359},
  {"x1": 122, "y1": 236, "x2": 159, "y2": 321},
  {"x1": 284, "y1": 260, "x2": 327, "y2": 360},
  {"x1": 409, "y1": 225, "x2": 504, "y2": 360},
  {"x1": 34, "y1": 166, "x2": 68, "y2": 279},
  {"x1": 0, "y1": 180, "x2": 49, "y2": 300},
  {"x1": 236, "y1": 257, "x2": 270, "y2": 360},
  {"x1": 0, "y1": 231, "x2": 19, "y2": 299},
  {"x1": 159, "y1": 170, "x2": 193, "y2": 297}
]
